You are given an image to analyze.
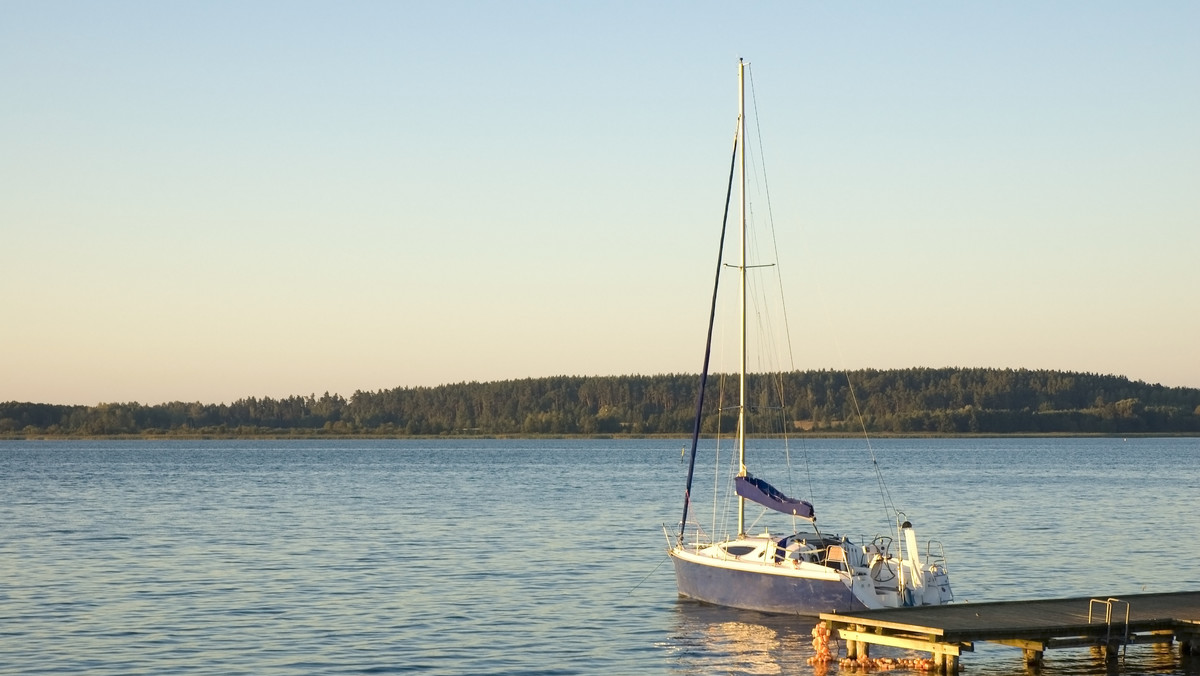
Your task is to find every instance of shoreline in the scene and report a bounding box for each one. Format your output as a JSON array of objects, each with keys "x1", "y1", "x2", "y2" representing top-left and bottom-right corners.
[{"x1": 4, "y1": 432, "x2": 1197, "y2": 442}]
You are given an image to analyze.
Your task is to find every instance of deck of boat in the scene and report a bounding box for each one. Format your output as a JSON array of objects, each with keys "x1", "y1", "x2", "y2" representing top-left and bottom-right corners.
[{"x1": 819, "y1": 591, "x2": 1200, "y2": 673}]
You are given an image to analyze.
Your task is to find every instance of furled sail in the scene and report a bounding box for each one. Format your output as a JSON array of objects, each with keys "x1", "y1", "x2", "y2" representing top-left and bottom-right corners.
[{"x1": 734, "y1": 473, "x2": 815, "y2": 519}]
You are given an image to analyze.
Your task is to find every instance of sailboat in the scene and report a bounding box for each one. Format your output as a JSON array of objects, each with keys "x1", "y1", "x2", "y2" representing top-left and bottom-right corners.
[{"x1": 667, "y1": 59, "x2": 954, "y2": 615}]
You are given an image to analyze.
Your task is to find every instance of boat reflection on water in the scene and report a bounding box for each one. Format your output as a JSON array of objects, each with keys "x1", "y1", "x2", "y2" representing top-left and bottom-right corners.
[{"x1": 666, "y1": 602, "x2": 821, "y2": 676}]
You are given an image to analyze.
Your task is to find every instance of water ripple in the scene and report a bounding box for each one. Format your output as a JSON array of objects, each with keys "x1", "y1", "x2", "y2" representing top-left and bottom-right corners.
[{"x1": 1, "y1": 438, "x2": 1198, "y2": 675}]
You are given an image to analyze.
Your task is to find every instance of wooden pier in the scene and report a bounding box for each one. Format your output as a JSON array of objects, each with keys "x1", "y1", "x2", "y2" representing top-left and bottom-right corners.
[{"x1": 819, "y1": 591, "x2": 1200, "y2": 673}]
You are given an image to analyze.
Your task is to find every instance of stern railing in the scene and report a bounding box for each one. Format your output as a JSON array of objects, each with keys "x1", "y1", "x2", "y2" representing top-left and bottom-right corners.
[{"x1": 924, "y1": 539, "x2": 949, "y2": 571}]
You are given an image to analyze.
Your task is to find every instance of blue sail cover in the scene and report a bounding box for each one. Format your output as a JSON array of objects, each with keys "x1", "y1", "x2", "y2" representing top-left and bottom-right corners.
[{"x1": 734, "y1": 474, "x2": 815, "y2": 520}]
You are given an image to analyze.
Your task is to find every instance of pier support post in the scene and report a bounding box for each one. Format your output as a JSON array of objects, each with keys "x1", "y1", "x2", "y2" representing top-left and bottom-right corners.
[
  {"x1": 1103, "y1": 640, "x2": 1122, "y2": 666},
  {"x1": 1181, "y1": 633, "x2": 1199, "y2": 656},
  {"x1": 856, "y1": 625, "x2": 869, "y2": 659},
  {"x1": 932, "y1": 652, "x2": 959, "y2": 674},
  {"x1": 844, "y1": 625, "x2": 869, "y2": 660},
  {"x1": 1023, "y1": 648, "x2": 1043, "y2": 666}
]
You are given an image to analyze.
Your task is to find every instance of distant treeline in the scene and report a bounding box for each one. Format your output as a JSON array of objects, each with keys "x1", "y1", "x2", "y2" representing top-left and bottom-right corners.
[{"x1": 4, "y1": 368, "x2": 1200, "y2": 438}]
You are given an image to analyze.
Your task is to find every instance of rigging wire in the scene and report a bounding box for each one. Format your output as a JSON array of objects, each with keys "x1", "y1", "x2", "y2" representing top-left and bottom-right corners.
[
  {"x1": 747, "y1": 65, "x2": 797, "y2": 372},
  {"x1": 678, "y1": 119, "x2": 740, "y2": 546},
  {"x1": 714, "y1": 373, "x2": 729, "y2": 540},
  {"x1": 846, "y1": 376, "x2": 898, "y2": 524},
  {"x1": 746, "y1": 63, "x2": 811, "y2": 504},
  {"x1": 695, "y1": 63, "x2": 903, "y2": 545},
  {"x1": 749, "y1": 63, "x2": 897, "y2": 530}
]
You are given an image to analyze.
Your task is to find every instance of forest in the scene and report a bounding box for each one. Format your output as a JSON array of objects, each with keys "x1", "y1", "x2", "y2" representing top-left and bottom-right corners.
[{"x1": 3, "y1": 368, "x2": 1199, "y2": 438}]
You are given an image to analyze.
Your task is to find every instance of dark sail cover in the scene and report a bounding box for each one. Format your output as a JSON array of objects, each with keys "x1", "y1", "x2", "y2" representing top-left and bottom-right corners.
[{"x1": 734, "y1": 474, "x2": 815, "y2": 519}]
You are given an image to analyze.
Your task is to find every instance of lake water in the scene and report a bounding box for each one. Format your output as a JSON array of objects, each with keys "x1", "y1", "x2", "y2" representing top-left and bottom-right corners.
[{"x1": 1, "y1": 437, "x2": 1198, "y2": 675}]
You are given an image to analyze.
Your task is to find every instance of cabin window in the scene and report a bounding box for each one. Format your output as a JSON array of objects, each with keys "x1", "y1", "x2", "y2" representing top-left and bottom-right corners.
[{"x1": 723, "y1": 545, "x2": 756, "y2": 556}]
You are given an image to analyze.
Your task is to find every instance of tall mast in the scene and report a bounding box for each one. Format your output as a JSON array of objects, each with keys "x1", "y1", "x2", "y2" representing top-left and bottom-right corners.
[{"x1": 736, "y1": 57, "x2": 747, "y2": 538}]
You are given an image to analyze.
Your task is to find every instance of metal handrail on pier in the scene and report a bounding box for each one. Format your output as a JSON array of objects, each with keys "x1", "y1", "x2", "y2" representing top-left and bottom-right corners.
[{"x1": 1089, "y1": 596, "x2": 1131, "y2": 662}]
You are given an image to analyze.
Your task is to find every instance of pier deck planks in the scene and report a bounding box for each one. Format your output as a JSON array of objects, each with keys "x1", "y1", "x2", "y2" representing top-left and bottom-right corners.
[{"x1": 820, "y1": 591, "x2": 1200, "y2": 672}]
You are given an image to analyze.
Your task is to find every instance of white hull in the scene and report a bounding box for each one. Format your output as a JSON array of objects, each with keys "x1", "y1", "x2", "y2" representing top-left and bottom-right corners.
[{"x1": 670, "y1": 530, "x2": 953, "y2": 615}]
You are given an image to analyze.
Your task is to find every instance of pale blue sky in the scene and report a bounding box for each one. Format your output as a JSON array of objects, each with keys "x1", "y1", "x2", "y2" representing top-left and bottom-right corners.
[{"x1": 2, "y1": 1, "x2": 1197, "y2": 405}]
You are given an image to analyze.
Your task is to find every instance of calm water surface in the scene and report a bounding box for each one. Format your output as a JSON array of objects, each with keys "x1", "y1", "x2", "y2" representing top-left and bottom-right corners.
[{"x1": 1, "y1": 437, "x2": 1198, "y2": 675}]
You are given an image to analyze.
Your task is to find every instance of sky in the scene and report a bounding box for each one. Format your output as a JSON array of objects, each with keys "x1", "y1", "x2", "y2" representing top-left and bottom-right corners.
[{"x1": 2, "y1": 1, "x2": 1197, "y2": 406}]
